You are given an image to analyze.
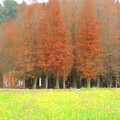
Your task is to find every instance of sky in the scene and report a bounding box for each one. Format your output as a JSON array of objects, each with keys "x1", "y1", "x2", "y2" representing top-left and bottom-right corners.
[
  {"x1": 0, "y1": 0, "x2": 49, "y2": 4},
  {"x1": 0, "y1": 0, "x2": 120, "y2": 5}
]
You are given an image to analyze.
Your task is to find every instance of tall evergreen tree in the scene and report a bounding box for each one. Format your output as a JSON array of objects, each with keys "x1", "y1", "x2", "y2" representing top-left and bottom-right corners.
[
  {"x1": 48, "y1": 0, "x2": 73, "y2": 89},
  {"x1": 76, "y1": 0, "x2": 103, "y2": 88}
]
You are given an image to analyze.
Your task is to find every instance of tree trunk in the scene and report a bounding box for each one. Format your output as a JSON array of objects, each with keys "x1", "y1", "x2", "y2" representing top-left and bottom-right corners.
[
  {"x1": 45, "y1": 74, "x2": 48, "y2": 89},
  {"x1": 49, "y1": 76, "x2": 52, "y2": 88},
  {"x1": 87, "y1": 78, "x2": 90, "y2": 88},
  {"x1": 33, "y1": 77, "x2": 37, "y2": 89},
  {"x1": 94, "y1": 80, "x2": 97, "y2": 87},
  {"x1": 55, "y1": 77, "x2": 60, "y2": 89},
  {"x1": 7, "y1": 76, "x2": 10, "y2": 89},
  {"x1": 79, "y1": 77, "x2": 81, "y2": 88},
  {"x1": 107, "y1": 77, "x2": 112, "y2": 88},
  {"x1": 63, "y1": 77, "x2": 66, "y2": 89},
  {"x1": 107, "y1": 79, "x2": 109, "y2": 88},
  {"x1": 8, "y1": 73, "x2": 10, "y2": 89},
  {"x1": 73, "y1": 77, "x2": 77, "y2": 88},
  {"x1": 109, "y1": 77, "x2": 112, "y2": 88},
  {"x1": 115, "y1": 78, "x2": 117, "y2": 88},
  {"x1": 97, "y1": 77, "x2": 100, "y2": 88},
  {"x1": 100, "y1": 79, "x2": 103, "y2": 88},
  {"x1": 115, "y1": 73, "x2": 118, "y2": 88},
  {"x1": 23, "y1": 79, "x2": 25, "y2": 89}
]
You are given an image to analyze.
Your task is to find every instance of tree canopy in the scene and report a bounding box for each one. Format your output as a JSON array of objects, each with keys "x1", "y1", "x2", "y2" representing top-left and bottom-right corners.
[{"x1": 0, "y1": 0, "x2": 18, "y2": 24}]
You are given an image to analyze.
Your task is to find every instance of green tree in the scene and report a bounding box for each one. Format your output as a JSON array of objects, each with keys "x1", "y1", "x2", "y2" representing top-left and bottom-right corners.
[{"x1": 0, "y1": 0, "x2": 18, "y2": 24}]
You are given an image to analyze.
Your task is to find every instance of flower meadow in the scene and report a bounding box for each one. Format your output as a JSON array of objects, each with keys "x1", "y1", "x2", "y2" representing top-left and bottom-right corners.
[{"x1": 0, "y1": 89, "x2": 120, "y2": 120}]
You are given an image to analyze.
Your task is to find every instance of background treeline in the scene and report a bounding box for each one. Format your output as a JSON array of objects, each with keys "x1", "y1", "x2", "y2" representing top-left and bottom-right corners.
[
  {"x1": 0, "y1": 0, "x2": 18, "y2": 24},
  {"x1": 0, "y1": 0, "x2": 120, "y2": 89}
]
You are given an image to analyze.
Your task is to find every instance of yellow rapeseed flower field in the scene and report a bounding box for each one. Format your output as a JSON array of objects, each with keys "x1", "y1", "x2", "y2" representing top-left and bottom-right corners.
[{"x1": 0, "y1": 88, "x2": 120, "y2": 120}]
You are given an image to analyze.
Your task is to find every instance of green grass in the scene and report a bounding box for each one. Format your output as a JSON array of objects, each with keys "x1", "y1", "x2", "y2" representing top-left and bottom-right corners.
[{"x1": 0, "y1": 88, "x2": 120, "y2": 120}]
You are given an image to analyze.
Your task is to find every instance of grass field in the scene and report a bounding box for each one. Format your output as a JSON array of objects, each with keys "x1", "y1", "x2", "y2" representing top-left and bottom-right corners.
[{"x1": 0, "y1": 88, "x2": 120, "y2": 120}]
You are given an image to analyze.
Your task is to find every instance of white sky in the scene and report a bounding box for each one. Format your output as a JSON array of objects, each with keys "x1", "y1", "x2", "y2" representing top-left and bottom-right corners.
[
  {"x1": 0, "y1": 0, "x2": 119, "y2": 5},
  {"x1": 0, "y1": 0, "x2": 49, "y2": 4}
]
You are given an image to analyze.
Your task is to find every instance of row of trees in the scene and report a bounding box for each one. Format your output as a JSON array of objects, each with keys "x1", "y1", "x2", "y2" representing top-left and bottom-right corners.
[{"x1": 0, "y1": 0, "x2": 120, "y2": 89}]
